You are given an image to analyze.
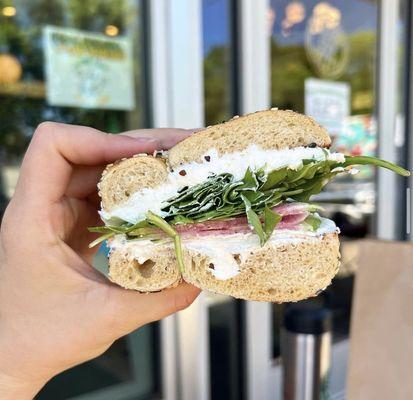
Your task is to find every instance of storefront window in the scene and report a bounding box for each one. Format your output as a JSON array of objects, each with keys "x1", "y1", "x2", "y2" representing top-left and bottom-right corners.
[
  {"x1": 0, "y1": 0, "x2": 145, "y2": 210},
  {"x1": 0, "y1": 1, "x2": 159, "y2": 398},
  {"x1": 269, "y1": 0, "x2": 378, "y2": 358}
]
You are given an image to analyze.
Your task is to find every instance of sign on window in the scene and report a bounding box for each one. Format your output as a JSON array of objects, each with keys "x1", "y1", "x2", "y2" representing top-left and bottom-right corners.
[
  {"x1": 305, "y1": 78, "x2": 350, "y2": 137},
  {"x1": 43, "y1": 26, "x2": 135, "y2": 110}
]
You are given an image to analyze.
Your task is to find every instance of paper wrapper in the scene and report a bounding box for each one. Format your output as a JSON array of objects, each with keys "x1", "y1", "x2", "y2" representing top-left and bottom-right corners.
[{"x1": 347, "y1": 239, "x2": 413, "y2": 399}]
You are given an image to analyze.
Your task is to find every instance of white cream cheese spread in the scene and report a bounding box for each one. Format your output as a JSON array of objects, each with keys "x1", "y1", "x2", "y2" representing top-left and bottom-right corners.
[
  {"x1": 100, "y1": 145, "x2": 345, "y2": 224},
  {"x1": 108, "y1": 217, "x2": 338, "y2": 281}
]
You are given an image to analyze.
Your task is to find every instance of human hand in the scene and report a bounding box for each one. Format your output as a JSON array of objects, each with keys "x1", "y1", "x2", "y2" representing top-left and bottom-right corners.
[{"x1": 0, "y1": 123, "x2": 200, "y2": 399}]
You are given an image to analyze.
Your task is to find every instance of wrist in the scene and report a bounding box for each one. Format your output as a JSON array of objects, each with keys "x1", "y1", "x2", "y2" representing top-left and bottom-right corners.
[
  {"x1": 0, "y1": 370, "x2": 47, "y2": 400},
  {"x1": 0, "y1": 337, "x2": 50, "y2": 400}
]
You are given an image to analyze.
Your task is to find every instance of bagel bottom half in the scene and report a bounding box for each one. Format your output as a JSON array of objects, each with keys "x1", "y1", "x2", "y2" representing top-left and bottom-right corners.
[{"x1": 107, "y1": 232, "x2": 340, "y2": 303}]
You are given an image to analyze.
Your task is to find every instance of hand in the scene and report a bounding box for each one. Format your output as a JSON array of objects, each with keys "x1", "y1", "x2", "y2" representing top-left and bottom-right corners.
[{"x1": 0, "y1": 123, "x2": 200, "y2": 399}]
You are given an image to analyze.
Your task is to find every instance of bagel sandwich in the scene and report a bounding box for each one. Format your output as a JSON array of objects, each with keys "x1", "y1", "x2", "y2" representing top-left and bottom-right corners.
[{"x1": 89, "y1": 109, "x2": 409, "y2": 302}]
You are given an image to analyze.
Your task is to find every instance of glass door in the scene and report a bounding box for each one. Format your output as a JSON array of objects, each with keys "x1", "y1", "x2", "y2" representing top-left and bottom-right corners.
[
  {"x1": 202, "y1": 2, "x2": 245, "y2": 399},
  {"x1": 269, "y1": 0, "x2": 379, "y2": 359},
  {"x1": 0, "y1": 1, "x2": 160, "y2": 399}
]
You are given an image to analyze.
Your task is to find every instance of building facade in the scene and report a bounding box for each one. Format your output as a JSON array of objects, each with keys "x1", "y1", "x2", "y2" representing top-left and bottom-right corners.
[{"x1": 0, "y1": 1, "x2": 411, "y2": 399}]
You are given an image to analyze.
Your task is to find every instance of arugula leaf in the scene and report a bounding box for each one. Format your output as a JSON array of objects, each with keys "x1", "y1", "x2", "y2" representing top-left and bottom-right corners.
[
  {"x1": 342, "y1": 155, "x2": 410, "y2": 176},
  {"x1": 88, "y1": 232, "x2": 114, "y2": 248},
  {"x1": 286, "y1": 163, "x2": 315, "y2": 183},
  {"x1": 303, "y1": 214, "x2": 322, "y2": 231},
  {"x1": 263, "y1": 207, "x2": 282, "y2": 239},
  {"x1": 146, "y1": 211, "x2": 185, "y2": 273},
  {"x1": 239, "y1": 167, "x2": 260, "y2": 190},
  {"x1": 241, "y1": 196, "x2": 282, "y2": 245},
  {"x1": 160, "y1": 154, "x2": 409, "y2": 225},
  {"x1": 260, "y1": 168, "x2": 287, "y2": 190},
  {"x1": 241, "y1": 194, "x2": 266, "y2": 245},
  {"x1": 88, "y1": 226, "x2": 114, "y2": 233}
]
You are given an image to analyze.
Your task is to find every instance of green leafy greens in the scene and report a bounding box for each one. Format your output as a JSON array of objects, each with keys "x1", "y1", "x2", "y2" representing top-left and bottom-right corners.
[{"x1": 89, "y1": 154, "x2": 410, "y2": 271}]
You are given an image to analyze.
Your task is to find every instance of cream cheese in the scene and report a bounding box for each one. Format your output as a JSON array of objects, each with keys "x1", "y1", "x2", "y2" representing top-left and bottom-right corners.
[
  {"x1": 108, "y1": 217, "x2": 338, "y2": 281},
  {"x1": 101, "y1": 145, "x2": 345, "y2": 224}
]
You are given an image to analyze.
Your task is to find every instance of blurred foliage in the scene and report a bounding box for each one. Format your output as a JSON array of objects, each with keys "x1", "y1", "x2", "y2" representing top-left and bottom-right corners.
[
  {"x1": 203, "y1": 31, "x2": 377, "y2": 128},
  {"x1": 204, "y1": 45, "x2": 232, "y2": 125},
  {"x1": 271, "y1": 41, "x2": 311, "y2": 112},
  {"x1": 270, "y1": 31, "x2": 377, "y2": 115},
  {"x1": 66, "y1": 0, "x2": 126, "y2": 32}
]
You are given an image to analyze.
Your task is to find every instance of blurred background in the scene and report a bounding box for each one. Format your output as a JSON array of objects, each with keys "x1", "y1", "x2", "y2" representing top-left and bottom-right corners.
[{"x1": 0, "y1": 0, "x2": 412, "y2": 399}]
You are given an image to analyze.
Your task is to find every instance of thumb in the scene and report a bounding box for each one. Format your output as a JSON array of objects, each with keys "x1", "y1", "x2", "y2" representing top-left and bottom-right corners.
[{"x1": 107, "y1": 283, "x2": 201, "y2": 336}]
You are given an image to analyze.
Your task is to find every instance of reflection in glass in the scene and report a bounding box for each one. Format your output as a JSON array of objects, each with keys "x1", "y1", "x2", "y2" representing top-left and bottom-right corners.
[
  {"x1": 209, "y1": 297, "x2": 244, "y2": 400},
  {"x1": 0, "y1": 0, "x2": 144, "y2": 203},
  {"x1": 270, "y1": 0, "x2": 377, "y2": 116},
  {"x1": 202, "y1": 0, "x2": 234, "y2": 125},
  {"x1": 269, "y1": 0, "x2": 378, "y2": 357}
]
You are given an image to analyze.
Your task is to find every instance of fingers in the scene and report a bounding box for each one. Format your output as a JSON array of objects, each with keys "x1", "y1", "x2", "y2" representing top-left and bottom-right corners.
[
  {"x1": 17, "y1": 122, "x2": 196, "y2": 203},
  {"x1": 18, "y1": 123, "x2": 154, "y2": 203},
  {"x1": 66, "y1": 129, "x2": 196, "y2": 199},
  {"x1": 122, "y1": 128, "x2": 195, "y2": 149},
  {"x1": 108, "y1": 283, "x2": 201, "y2": 335}
]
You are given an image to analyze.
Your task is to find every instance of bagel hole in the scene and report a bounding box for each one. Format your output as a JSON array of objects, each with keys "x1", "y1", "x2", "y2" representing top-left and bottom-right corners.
[{"x1": 134, "y1": 259, "x2": 155, "y2": 278}]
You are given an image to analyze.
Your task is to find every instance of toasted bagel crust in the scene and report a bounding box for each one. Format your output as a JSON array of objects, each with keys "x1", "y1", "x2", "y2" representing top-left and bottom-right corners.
[
  {"x1": 168, "y1": 109, "x2": 331, "y2": 168},
  {"x1": 99, "y1": 155, "x2": 168, "y2": 212},
  {"x1": 108, "y1": 232, "x2": 340, "y2": 303}
]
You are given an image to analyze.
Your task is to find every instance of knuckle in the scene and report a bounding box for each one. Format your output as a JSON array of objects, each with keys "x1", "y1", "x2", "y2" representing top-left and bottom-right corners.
[{"x1": 32, "y1": 121, "x2": 59, "y2": 143}]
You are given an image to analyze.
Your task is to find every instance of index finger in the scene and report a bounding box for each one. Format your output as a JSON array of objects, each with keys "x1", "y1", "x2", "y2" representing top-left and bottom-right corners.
[
  {"x1": 16, "y1": 122, "x2": 195, "y2": 203},
  {"x1": 122, "y1": 128, "x2": 196, "y2": 149}
]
